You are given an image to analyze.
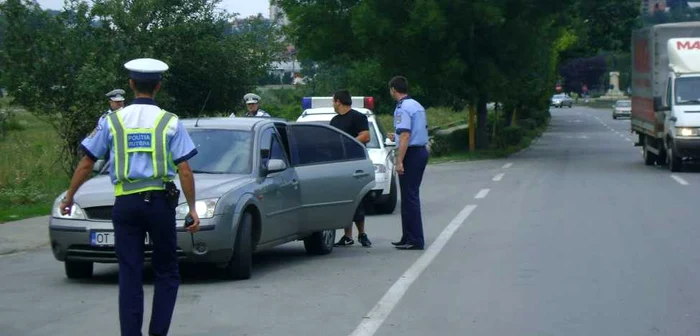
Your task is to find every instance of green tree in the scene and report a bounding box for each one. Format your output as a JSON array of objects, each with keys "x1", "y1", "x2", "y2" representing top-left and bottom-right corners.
[{"x1": 0, "y1": 0, "x2": 282, "y2": 174}]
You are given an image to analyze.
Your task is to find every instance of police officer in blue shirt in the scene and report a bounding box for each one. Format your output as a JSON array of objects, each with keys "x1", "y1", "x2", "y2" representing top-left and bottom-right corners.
[
  {"x1": 388, "y1": 76, "x2": 429, "y2": 250},
  {"x1": 59, "y1": 58, "x2": 200, "y2": 336}
]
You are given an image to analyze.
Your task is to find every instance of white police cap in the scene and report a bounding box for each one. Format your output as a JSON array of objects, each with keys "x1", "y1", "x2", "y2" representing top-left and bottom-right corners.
[
  {"x1": 105, "y1": 88, "x2": 125, "y2": 102},
  {"x1": 124, "y1": 58, "x2": 169, "y2": 81},
  {"x1": 244, "y1": 93, "x2": 260, "y2": 104}
]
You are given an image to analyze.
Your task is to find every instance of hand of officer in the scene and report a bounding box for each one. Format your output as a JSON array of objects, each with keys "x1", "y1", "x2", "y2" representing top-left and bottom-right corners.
[
  {"x1": 396, "y1": 162, "x2": 404, "y2": 175},
  {"x1": 59, "y1": 197, "x2": 73, "y2": 216},
  {"x1": 186, "y1": 210, "x2": 201, "y2": 233},
  {"x1": 387, "y1": 133, "x2": 395, "y2": 141}
]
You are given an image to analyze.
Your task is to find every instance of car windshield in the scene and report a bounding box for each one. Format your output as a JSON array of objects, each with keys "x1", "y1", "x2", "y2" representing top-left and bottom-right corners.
[
  {"x1": 616, "y1": 101, "x2": 631, "y2": 107},
  {"x1": 675, "y1": 77, "x2": 700, "y2": 105},
  {"x1": 186, "y1": 129, "x2": 253, "y2": 174},
  {"x1": 553, "y1": 94, "x2": 566, "y2": 99}
]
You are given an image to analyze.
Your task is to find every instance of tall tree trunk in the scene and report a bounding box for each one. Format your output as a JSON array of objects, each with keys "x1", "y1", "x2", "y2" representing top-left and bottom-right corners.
[{"x1": 476, "y1": 94, "x2": 489, "y2": 149}]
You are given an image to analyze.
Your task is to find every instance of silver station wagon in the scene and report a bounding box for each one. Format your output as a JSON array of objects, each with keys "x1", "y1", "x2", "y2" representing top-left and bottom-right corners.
[{"x1": 49, "y1": 117, "x2": 375, "y2": 280}]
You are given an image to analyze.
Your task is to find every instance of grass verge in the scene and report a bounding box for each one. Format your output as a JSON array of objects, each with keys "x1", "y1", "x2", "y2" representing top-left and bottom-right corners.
[
  {"x1": 0, "y1": 110, "x2": 68, "y2": 223},
  {"x1": 429, "y1": 117, "x2": 550, "y2": 164},
  {"x1": 376, "y1": 106, "x2": 468, "y2": 133}
]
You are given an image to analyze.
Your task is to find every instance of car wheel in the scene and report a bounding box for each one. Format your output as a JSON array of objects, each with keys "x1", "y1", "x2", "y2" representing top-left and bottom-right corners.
[
  {"x1": 303, "y1": 229, "x2": 335, "y2": 255},
  {"x1": 613, "y1": 115, "x2": 617, "y2": 120},
  {"x1": 223, "y1": 211, "x2": 253, "y2": 280},
  {"x1": 374, "y1": 175, "x2": 398, "y2": 214},
  {"x1": 668, "y1": 145, "x2": 682, "y2": 172},
  {"x1": 65, "y1": 261, "x2": 93, "y2": 279}
]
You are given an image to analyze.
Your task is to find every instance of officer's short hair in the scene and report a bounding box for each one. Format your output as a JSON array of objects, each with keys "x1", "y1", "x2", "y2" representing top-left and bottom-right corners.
[
  {"x1": 389, "y1": 76, "x2": 409, "y2": 94},
  {"x1": 333, "y1": 90, "x2": 352, "y2": 106},
  {"x1": 131, "y1": 79, "x2": 159, "y2": 95}
]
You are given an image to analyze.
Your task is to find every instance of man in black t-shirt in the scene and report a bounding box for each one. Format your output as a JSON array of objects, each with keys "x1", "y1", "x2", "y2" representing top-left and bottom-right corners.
[{"x1": 330, "y1": 90, "x2": 372, "y2": 247}]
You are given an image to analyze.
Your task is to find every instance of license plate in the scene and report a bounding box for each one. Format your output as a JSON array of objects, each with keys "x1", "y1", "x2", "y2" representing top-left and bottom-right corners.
[{"x1": 90, "y1": 231, "x2": 151, "y2": 246}]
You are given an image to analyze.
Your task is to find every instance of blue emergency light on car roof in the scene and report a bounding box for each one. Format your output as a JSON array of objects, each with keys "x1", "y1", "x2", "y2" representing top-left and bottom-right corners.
[{"x1": 301, "y1": 96, "x2": 375, "y2": 110}]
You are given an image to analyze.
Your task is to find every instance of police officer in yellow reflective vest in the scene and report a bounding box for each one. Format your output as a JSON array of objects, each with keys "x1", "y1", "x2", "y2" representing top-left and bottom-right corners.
[{"x1": 59, "y1": 58, "x2": 201, "y2": 336}]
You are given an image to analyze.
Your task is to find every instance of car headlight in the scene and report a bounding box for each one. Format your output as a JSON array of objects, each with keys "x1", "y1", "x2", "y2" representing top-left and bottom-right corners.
[
  {"x1": 175, "y1": 198, "x2": 219, "y2": 220},
  {"x1": 677, "y1": 127, "x2": 700, "y2": 137},
  {"x1": 374, "y1": 164, "x2": 387, "y2": 173},
  {"x1": 52, "y1": 198, "x2": 86, "y2": 220}
]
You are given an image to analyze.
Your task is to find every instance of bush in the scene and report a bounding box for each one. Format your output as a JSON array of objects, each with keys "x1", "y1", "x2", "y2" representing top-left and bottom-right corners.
[
  {"x1": 430, "y1": 125, "x2": 469, "y2": 157},
  {"x1": 495, "y1": 125, "x2": 524, "y2": 149}
]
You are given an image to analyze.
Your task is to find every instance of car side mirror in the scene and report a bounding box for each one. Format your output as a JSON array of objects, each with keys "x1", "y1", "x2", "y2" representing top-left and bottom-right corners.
[
  {"x1": 654, "y1": 96, "x2": 669, "y2": 112},
  {"x1": 93, "y1": 159, "x2": 105, "y2": 173},
  {"x1": 384, "y1": 138, "x2": 396, "y2": 147},
  {"x1": 266, "y1": 159, "x2": 287, "y2": 174}
]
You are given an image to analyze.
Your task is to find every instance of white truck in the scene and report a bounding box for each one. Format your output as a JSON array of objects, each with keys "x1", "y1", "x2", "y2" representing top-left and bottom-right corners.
[
  {"x1": 296, "y1": 96, "x2": 398, "y2": 214},
  {"x1": 632, "y1": 22, "x2": 700, "y2": 171}
]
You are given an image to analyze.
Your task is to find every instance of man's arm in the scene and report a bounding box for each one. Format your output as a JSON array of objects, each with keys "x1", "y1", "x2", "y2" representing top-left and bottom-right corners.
[
  {"x1": 177, "y1": 161, "x2": 196, "y2": 213},
  {"x1": 396, "y1": 131, "x2": 410, "y2": 164},
  {"x1": 355, "y1": 113, "x2": 370, "y2": 144},
  {"x1": 60, "y1": 118, "x2": 111, "y2": 214},
  {"x1": 60, "y1": 156, "x2": 96, "y2": 213},
  {"x1": 393, "y1": 107, "x2": 412, "y2": 174},
  {"x1": 170, "y1": 119, "x2": 200, "y2": 231}
]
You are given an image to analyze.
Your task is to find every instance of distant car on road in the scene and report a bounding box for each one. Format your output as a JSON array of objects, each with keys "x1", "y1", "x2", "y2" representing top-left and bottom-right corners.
[
  {"x1": 296, "y1": 96, "x2": 398, "y2": 214},
  {"x1": 551, "y1": 93, "x2": 574, "y2": 108},
  {"x1": 612, "y1": 99, "x2": 631, "y2": 119},
  {"x1": 49, "y1": 117, "x2": 375, "y2": 280}
]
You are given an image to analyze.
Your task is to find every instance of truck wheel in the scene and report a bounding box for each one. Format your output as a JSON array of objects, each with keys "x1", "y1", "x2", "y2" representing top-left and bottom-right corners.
[
  {"x1": 374, "y1": 175, "x2": 398, "y2": 214},
  {"x1": 223, "y1": 211, "x2": 253, "y2": 280},
  {"x1": 303, "y1": 229, "x2": 335, "y2": 255},
  {"x1": 643, "y1": 147, "x2": 657, "y2": 166},
  {"x1": 667, "y1": 146, "x2": 682, "y2": 172},
  {"x1": 65, "y1": 261, "x2": 93, "y2": 279}
]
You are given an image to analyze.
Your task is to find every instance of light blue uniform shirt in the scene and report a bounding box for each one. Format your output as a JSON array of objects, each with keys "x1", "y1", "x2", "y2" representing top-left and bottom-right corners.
[
  {"x1": 394, "y1": 96, "x2": 429, "y2": 146},
  {"x1": 80, "y1": 98, "x2": 198, "y2": 185}
]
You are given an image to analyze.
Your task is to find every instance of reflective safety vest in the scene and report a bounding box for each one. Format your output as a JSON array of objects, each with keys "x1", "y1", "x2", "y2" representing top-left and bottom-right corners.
[{"x1": 106, "y1": 110, "x2": 176, "y2": 196}]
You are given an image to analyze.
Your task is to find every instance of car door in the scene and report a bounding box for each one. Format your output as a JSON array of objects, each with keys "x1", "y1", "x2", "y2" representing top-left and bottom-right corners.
[
  {"x1": 257, "y1": 126, "x2": 301, "y2": 244},
  {"x1": 286, "y1": 123, "x2": 374, "y2": 233}
]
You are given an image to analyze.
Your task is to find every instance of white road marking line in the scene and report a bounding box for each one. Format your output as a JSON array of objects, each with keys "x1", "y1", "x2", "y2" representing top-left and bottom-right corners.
[
  {"x1": 348, "y1": 204, "x2": 478, "y2": 336},
  {"x1": 474, "y1": 189, "x2": 490, "y2": 199},
  {"x1": 671, "y1": 175, "x2": 689, "y2": 186},
  {"x1": 493, "y1": 173, "x2": 505, "y2": 181},
  {"x1": 502, "y1": 162, "x2": 513, "y2": 169}
]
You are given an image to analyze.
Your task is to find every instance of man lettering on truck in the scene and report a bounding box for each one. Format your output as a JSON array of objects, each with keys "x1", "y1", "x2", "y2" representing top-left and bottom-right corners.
[{"x1": 330, "y1": 90, "x2": 373, "y2": 248}]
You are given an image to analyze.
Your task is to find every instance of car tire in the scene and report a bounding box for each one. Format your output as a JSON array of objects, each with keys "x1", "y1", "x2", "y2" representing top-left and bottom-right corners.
[
  {"x1": 303, "y1": 229, "x2": 335, "y2": 255},
  {"x1": 667, "y1": 145, "x2": 682, "y2": 172},
  {"x1": 65, "y1": 261, "x2": 93, "y2": 279},
  {"x1": 223, "y1": 211, "x2": 253, "y2": 280},
  {"x1": 374, "y1": 175, "x2": 398, "y2": 214}
]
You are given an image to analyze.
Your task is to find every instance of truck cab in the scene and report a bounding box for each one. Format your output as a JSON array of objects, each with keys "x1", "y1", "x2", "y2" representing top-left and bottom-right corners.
[{"x1": 658, "y1": 38, "x2": 700, "y2": 171}]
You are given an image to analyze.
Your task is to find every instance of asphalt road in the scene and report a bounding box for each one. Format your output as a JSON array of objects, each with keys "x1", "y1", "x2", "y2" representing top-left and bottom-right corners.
[{"x1": 3, "y1": 105, "x2": 700, "y2": 336}]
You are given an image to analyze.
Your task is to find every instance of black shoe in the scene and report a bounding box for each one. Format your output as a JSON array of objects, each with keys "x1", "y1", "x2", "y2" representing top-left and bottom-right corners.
[
  {"x1": 358, "y1": 233, "x2": 372, "y2": 247},
  {"x1": 395, "y1": 243, "x2": 424, "y2": 250},
  {"x1": 391, "y1": 240, "x2": 405, "y2": 246},
  {"x1": 335, "y1": 236, "x2": 354, "y2": 246}
]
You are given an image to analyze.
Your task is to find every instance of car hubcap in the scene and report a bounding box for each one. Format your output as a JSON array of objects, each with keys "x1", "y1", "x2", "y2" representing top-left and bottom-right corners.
[{"x1": 322, "y1": 230, "x2": 334, "y2": 247}]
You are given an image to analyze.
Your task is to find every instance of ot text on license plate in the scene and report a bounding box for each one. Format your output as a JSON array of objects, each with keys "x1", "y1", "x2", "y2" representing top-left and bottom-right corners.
[{"x1": 90, "y1": 231, "x2": 151, "y2": 246}]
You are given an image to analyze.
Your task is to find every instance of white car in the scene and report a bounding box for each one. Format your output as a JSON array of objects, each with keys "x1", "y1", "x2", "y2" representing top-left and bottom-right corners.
[{"x1": 296, "y1": 96, "x2": 398, "y2": 214}]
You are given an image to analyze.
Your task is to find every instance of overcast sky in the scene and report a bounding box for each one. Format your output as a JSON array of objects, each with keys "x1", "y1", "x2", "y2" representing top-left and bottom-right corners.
[{"x1": 33, "y1": 0, "x2": 271, "y2": 18}]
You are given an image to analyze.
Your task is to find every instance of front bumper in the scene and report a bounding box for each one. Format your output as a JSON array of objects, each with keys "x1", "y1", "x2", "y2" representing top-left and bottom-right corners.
[
  {"x1": 49, "y1": 212, "x2": 236, "y2": 264},
  {"x1": 614, "y1": 110, "x2": 631, "y2": 116},
  {"x1": 672, "y1": 137, "x2": 700, "y2": 157}
]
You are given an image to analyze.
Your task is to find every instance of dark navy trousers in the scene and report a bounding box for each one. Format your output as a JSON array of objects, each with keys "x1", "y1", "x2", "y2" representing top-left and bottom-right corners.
[
  {"x1": 112, "y1": 192, "x2": 180, "y2": 336},
  {"x1": 398, "y1": 146, "x2": 429, "y2": 247}
]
